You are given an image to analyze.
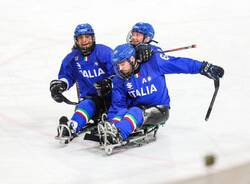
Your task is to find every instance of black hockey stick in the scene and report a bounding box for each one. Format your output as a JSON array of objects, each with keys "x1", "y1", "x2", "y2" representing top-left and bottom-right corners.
[
  {"x1": 162, "y1": 44, "x2": 196, "y2": 53},
  {"x1": 155, "y1": 44, "x2": 197, "y2": 54},
  {"x1": 60, "y1": 94, "x2": 78, "y2": 105},
  {"x1": 205, "y1": 79, "x2": 220, "y2": 121}
]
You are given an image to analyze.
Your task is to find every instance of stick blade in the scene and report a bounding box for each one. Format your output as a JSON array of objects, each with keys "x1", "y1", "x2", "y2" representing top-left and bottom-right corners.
[
  {"x1": 205, "y1": 108, "x2": 212, "y2": 121},
  {"x1": 205, "y1": 80, "x2": 220, "y2": 121}
]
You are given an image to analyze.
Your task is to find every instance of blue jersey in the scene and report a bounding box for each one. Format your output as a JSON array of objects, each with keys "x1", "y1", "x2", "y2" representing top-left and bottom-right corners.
[
  {"x1": 108, "y1": 52, "x2": 203, "y2": 119},
  {"x1": 58, "y1": 44, "x2": 114, "y2": 98}
]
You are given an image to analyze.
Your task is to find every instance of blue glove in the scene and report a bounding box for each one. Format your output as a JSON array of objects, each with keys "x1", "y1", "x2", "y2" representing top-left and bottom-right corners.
[{"x1": 200, "y1": 62, "x2": 224, "y2": 80}]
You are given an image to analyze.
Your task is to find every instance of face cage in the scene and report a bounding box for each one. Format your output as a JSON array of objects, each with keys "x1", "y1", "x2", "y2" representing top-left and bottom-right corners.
[{"x1": 126, "y1": 31, "x2": 133, "y2": 44}]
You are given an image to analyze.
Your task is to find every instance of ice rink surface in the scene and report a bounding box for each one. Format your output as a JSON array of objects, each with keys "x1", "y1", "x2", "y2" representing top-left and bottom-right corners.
[{"x1": 0, "y1": 0, "x2": 250, "y2": 183}]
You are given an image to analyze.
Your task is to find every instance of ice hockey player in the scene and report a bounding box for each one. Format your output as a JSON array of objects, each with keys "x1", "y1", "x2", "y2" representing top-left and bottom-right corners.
[
  {"x1": 49, "y1": 23, "x2": 114, "y2": 142},
  {"x1": 94, "y1": 22, "x2": 157, "y2": 103},
  {"x1": 100, "y1": 43, "x2": 224, "y2": 145},
  {"x1": 126, "y1": 22, "x2": 162, "y2": 63}
]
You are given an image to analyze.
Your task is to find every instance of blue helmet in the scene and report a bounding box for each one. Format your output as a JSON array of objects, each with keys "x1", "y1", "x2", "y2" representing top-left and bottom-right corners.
[
  {"x1": 112, "y1": 43, "x2": 136, "y2": 79},
  {"x1": 131, "y1": 22, "x2": 155, "y2": 41},
  {"x1": 74, "y1": 23, "x2": 94, "y2": 38},
  {"x1": 73, "y1": 23, "x2": 95, "y2": 56},
  {"x1": 112, "y1": 43, "x2": 135, "y2": 64}
]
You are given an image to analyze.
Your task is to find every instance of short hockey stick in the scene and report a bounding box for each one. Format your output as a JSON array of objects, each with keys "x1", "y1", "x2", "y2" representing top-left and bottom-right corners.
[
  {"x1": 60, "y1": 94, "x2": 78, "y2": 105},
  {"x1": 158, "y1": 44, "x2": 197, "y2": 53},
  {"x1": 205, "y1": 79, "x2": 220, "y2": 121}
]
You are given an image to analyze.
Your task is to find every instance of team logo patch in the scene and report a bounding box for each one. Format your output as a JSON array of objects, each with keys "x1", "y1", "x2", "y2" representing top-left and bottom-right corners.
[
  {"x1": 74, "y1": 56, "x2": 79, "y2": 61},
  {"x1": 126, "y1": 82, "x2": 133, "y2": 90}
]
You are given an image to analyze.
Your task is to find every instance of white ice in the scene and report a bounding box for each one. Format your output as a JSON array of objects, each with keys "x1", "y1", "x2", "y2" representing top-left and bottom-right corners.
[{"x1": 0, "y1": 0, "x2": 250, "y2": 183}]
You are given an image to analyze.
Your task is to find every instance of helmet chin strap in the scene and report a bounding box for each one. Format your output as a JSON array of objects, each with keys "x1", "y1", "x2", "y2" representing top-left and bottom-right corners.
[
  {"x1": 130, "y1": 59, "x2": 140, "y2": 74},
  {"x1": 133, "y1": 61, "x2": 141, "y2": 74},
  {"x1": 143, "y1": 36, "x2": 158, "y2": 44}
]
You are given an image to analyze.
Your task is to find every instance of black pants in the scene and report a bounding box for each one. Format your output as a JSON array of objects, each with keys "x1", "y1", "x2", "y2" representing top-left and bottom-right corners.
[{"x1": 78, "y1": 95, "x2": 111, "y2": 122}]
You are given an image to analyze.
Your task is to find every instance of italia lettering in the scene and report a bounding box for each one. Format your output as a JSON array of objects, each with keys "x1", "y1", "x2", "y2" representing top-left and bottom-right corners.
[
  {"x1": 136, "y1": 90, "x2": 141, "y2": 96},
  {"x1": 128, "y1": 84, "x2": 158, "y2": 98},
  {"x1": 81, "y1": 68, "x2": 105, "y2": 78}
]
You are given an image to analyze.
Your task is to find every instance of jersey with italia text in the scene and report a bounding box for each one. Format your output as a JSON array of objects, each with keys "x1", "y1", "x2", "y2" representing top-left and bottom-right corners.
[
  {"x1": 58, "y1": 44, "x2": 114, "y2": 98},
  {"x1": 108, "y1": 52, "x2": 203, "y2": 119}
]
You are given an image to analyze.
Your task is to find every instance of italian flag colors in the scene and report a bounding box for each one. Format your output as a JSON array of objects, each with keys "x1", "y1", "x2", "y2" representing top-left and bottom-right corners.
[
  {"x1": 124, "y1": 114, "x2": 137, "y2": 132},
  {"x1": 83, "y1": 56, "x2": 89, "y2": 62},
  {"x1": 75, "y1": 108, "x2": 90, "y2": 123},
  {"x1": 134, "y1": 72, "x2": 140, "y2": 78},
  {"x1": 112, "y1": 116, "x2": 122, "y2": 123}
]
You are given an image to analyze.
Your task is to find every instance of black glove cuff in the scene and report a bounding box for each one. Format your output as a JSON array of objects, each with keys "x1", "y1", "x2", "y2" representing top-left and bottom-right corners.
[{"x1": 50, "y1": 80, "x2": 67, "y2": 92}]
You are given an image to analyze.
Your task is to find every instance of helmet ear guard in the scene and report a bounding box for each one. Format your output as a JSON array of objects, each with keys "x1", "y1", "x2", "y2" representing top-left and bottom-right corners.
[
  {"x1": 143, "y1": 36, "x2": 151, "y2": 44},
  {"x1": 129, "y1": 56, "x2": 140, "y2": 72}
]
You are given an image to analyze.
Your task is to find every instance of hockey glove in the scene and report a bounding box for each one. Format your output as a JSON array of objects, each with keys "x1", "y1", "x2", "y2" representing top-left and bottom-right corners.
[
  {"x1": 50, "y1": 80, "x2": 67, "y2": 103},
  {"x1": 94, "y1": 78, "x2": 112, "y2": 97},
  {"x1": 200, "y1": 61, "x2": 224, "y2": 80},
  {"x1": 135, "y1": 43, "x2": 153, "y2": 63}
]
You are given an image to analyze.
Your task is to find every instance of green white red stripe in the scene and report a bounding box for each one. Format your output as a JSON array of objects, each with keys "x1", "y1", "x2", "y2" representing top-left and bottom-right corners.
[
  {"x1": 124, "y1": 114, "x2": 137, "y2": 131},
  {"x1": 75, "y1": 108, "x2": 90, "y2": 123},
  {"x1": 112, "y1": 116, "x2": 122, "y2": 123},
  {"x1": 134, "y1": 72, "x2": 140, "y2": 78},
  {"x1": 83, "y1": 56, "x2": 89, "y2": 62}
]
